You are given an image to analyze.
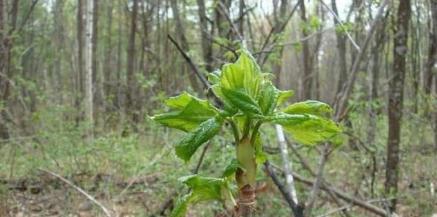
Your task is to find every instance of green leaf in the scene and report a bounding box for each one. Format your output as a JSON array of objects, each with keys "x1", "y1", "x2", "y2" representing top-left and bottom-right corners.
[
  {"x1": 267, "y1": 113, "x2": 341, "y2": 145},
  {"x1": 180, "y1": 175, "x2": 225, "y2": 201},
  {"x1": 211, "y1": 85, "x2": 238, "y2": 117},
  {"x1": 277, "y1": 90, "x2": 294, "y2": 106},
  {"x1": 171, "y1": 175, "x2": 230, "y2": 217},
  {"x1": 222, "y1": 159, "x2": 243, "y2": 178},
  {"x1": 221, "y1": 88, "x2": 262, "y2": 115},
  {"x1": 283, "y1": 100, "x2": 333, "y2": 117},
  {"x1": 175, "y1": 117, "x2": 223, "y2": 162},
  {"x1": 258, "y1": 82, "x2": 294, "y2": 115},
  {"x1": 171, "y1": 194, "x2": 191, "y2": 217},
  {"x1": 219, "y1": 50, "x2": 262, "y2": 98},
  {"x1": 212, "y1": 49, "x2": 266, "y2": 113},
  {"x1": 151, "y1": 92, "x2": 218, "y2": 132},
  {"x1": 258, "y1": 81, "x2": 279, "y2": 115}
]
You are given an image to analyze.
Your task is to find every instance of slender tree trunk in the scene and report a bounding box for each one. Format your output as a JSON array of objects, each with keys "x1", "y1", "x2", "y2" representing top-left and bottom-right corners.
[
  {"x1": 238, "y1": 0, "x2": 245, "y2": 38},
  {"x1": 196, "y1": 0, "x2": 213, "y2": 71},
  {"x1": 84, "y1": 0, "x2": 94, "y2": 137},
  {"x1": 0, "y1": 0, "x2": 19, "y2": 139},
  {"x1": 273, "y1": 0, "x2": 288, "y2": 87},
  {"x1": 331, "y1": 0, "x2": 348, "y2": 97},
  {"x1": 299, "y1": 0, "x2": 312, "y2": 99},
  {"x1": 115, "y1": 1, "x2": 122, "y2": 111},
  {"x1": 126, "y1": 0, "x2": 139, "y2": 123},
  {"x1": 367, "y1": 23, "x2": 385, "y2": 147},
  {"x1": 313, "y1": 3, "x2": 324, "y2": 99},
  {"x1": 0, "y1": 0, "x2": 8, "y2": 139},
  {"x1": 215, "y1": 0, "x2": 231, "y2": 39},
  {"x1": 170, "y1": 0, "x2": 201, "y2": 93},
  {"x1": 385, "y1": 0, "x2": 411, "y2": 212},
  {"x1": 424, "y1": 0, "x2": 437, "y2": 113},
  {"x1": 434, "y1": 69, "x2": 437, "y2": 151},
  {"x1": 411, "y1": 1, "x2": 421, "y2": 114},
  {"x1": 429, "y1": 0, "x2": 437, "y2": 151},
  {"x1": 92, "y1": 0, "x2": 101, "y2": 127},
  {"x1": 76, "y1": 0, "x2": 85, "y2": 124},
  {"x1": 103, "y1": 0, "x2": 113, "y2": 113}
]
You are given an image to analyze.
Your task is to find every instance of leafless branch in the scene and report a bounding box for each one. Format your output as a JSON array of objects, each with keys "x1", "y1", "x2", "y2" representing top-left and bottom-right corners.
[
  {"x1": 334, "y1": 0, "x2": 390, "y2": 119},
  {"x1": 264, "y1": 161, "x2": 304, "y2": 217},
  {"x1": 257, "y1": 1, "x2": 301, "y2": 66},
  {"x1": 275, "y1": 125, "x2": 299, "y2": 204},
  {"x1": 39, "y1": 169, "x2": 113, "y2": 217},
  {"x1": 167, "y1": 34, "x2": 210, "y2": 89},
  {"x1": 269, "y1": 164, "x2": 388, "y2": 216},
  {"x1": 318, "y1": 0, "x2": 360, "y2": 51}
]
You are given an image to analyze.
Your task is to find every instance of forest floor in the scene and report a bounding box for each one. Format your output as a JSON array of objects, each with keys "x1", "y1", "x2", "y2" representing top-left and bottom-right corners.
[{"x1": 0, "y1": 120, "x2": 436, "y2": 216}]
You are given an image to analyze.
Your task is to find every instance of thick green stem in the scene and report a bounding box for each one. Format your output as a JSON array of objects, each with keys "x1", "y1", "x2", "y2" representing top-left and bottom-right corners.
[{"x1": 236, "y1": 137, "x2": 257, "y2": 217}]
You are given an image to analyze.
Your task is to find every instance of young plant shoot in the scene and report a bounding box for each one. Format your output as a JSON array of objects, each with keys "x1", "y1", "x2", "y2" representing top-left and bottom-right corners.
[{"x1": 151, "y1": 49, "x2": 341, "y2": 217}]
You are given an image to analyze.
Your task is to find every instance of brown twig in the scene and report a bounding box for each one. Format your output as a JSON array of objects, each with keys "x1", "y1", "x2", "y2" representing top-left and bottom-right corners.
[
  {"x1": 152, "y1": 141, "x2": 212, "y2": 216},
  {"x1": 257, "y1": 1, "x2": 301, "y2": 66},
  {"x1": 334, "y1": 0, "x2": 390, "y2": 119},
  {"x1": 269, "y1": 162, "x2": 387, "y2": 216},
  {"x1": 39, "y1": 168, "x2": 113, "y2": 217},
  {"x1": 264, "y1": 161, "x2": 304, "y2": 217},
  {"x1": 167, "y1": 34, "x2": 210, "y2": 89},
  {"x1": 304, "y1": 143, "x2": 330, "y2": 216}
]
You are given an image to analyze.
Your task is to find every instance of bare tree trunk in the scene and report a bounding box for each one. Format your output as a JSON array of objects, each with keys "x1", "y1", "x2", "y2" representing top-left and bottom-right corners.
[
  {"x1": 84, "y1": 0, "x2": 94, "y2": 138},
  {"x1": 103, "y1": 0, "x2": 113, "y2": 113},
  {"x1": 238, "y1": 0, "x2": 245, "y2": 38},
  {"x1": 367, "y1": 23, "x2": 385, "y2": 147},
  {"x1": 385, "y1": 0, "x2": 410, "y2": 212},
  {"x1": 424, "y1": 0, "x2": 437, "y2": 112},
  {"x1": 0, "y1": 0, "x2": 19, "y2": 139},
  {"x1": 313, "y1": 3, "x2": 324, "y2": 99},
  {"x1": 196, "y1": 0, "x2": 213, "y2": 71},
  {"x1": 115, "y1": 1, "x2": 122, "y2": 111},
  {"x1": 299, "y1": 0, "x2": 312, "y2": 99},
  {"x1": 126, "y1": 0, "x2": 139, "y2": 123},
  {"x1": 92, "y1": 0, "x2": 102, "y2": 127},
  {"x1": 429, "y1": 0, "x2": 437, "y2": 151},
  {"x1": 76, "y1": 0, "x2": 85, "y2": 124},
  {"x1": 273, "y1": 0, "x2": 288, "y2": 86},
  {"x1": 215, "y1": 0, "x2": 231, "y2": 39},
  {"x1": 410, "y1": 0, "x2": 421, "y2": 114},
  {"x1": 170, "y1": 0, "x2": 201, "y2": 93},
  {"x1": 434, "y1": 69, "x2": 437, "y2": 151},
  {"x1": 331, "y1": 0, "x2": 348, "y2": 97},
  {"x1": 0, "y1": 0, "x2": 9, "y2": 139}
]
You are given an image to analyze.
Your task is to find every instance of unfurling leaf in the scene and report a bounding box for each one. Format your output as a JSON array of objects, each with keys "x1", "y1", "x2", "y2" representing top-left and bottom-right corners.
[
  {"x1": 219, "y1": 50, "x2": 262, "y2": 97},
  {"x1": 283, "y1": 100, "x2": 333, "y2": 117},
  {"x1": 171, "y1": 175, "x2": 232, "y2": 217},
  {"x1": 222, "y1": 159, "x2": 243, "y2": 178},
  {"x1": 221, "y1": 88, "x2": 262, "y2": 115},
  {"x1": 213, "y1": 50, "x2": 264, "y2": 114},
  {"x1": 258, "y1": 82, "x2": 279, "y2": 115},
  {"x1": 267, "y1": 113, "x2": 341, "y2": 145},
  {"x1": 152, "y1": 92, "x2": 218, "y2": 132},
  {"x1": 257, "y1": 81, "x2": 294, "y2": 115},
  {"x1": 175, "y1": 117, "x2": 223, "y2": 162}
]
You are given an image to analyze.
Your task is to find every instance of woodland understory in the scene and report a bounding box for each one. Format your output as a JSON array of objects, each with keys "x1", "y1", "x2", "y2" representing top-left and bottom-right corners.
[{"x1": 0, "y1": 0, "x2": 436, "y2": 216}]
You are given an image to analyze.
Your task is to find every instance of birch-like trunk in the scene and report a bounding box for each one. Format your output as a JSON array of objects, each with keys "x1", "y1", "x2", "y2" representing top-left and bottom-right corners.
[{"x1": 84, "y1": 0, "x2": 94, "y2": 138}]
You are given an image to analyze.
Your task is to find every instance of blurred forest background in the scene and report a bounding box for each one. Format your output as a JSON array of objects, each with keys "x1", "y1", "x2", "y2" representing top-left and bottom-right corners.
[{"x1": 0, "y1": 0, "x2": 436, "y2": 216}]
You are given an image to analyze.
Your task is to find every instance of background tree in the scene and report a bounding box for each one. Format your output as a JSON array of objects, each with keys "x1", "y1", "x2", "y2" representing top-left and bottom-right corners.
[{"x1": 385, "y1": 0, "x2": 411, "y2": 212}]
